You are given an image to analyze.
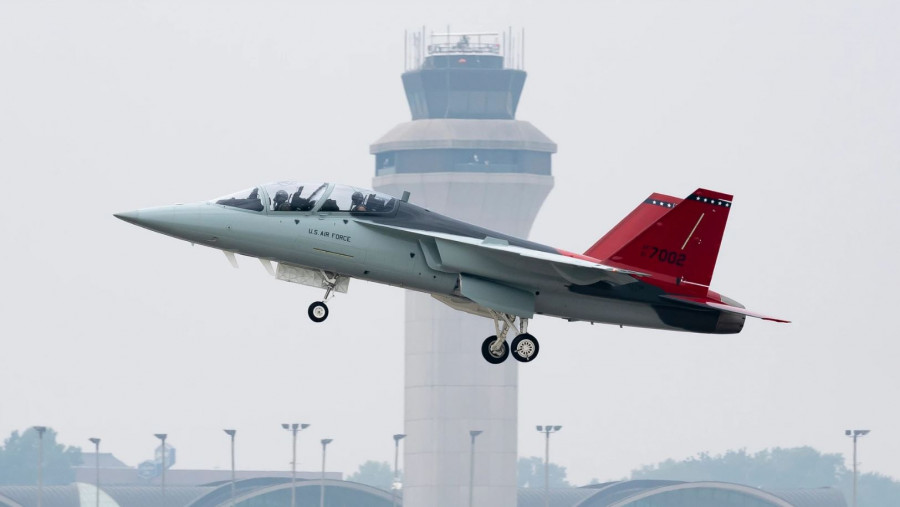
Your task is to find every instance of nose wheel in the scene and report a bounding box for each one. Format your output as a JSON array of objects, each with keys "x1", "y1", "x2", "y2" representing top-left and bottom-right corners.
[
  {"x1": 308, "y1": 301, "x2": 329, "y2": 322},
  {"x1": 306, "y1": 271, "x2": 345, "y2": 323}
]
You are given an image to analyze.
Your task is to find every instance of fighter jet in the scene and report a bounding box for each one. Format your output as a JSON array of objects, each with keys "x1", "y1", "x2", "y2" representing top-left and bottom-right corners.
[{"x1": 115, "y1": 181, "x2": 787, "y2": 364}]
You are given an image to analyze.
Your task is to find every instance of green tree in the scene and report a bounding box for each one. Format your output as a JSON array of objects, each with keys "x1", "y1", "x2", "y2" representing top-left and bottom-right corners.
[
  {"x1": 518, "y1": 456, "x2": 570, "y2": 488},
  {"x1": 630, "y1": 446, "x2": 900, "y2": 507},
  {"x1": 631, "y1": 447, "x2": 845, "y2": 489},
  {"x1": 0, "y1": 427, "x2": 82, "y2": 485},
  {"x1": 347, "y1": 460, "x2": 395, "y2": 491},
  {"x1": 839, "y1": 472, "x2": 900, "y2": 507}
]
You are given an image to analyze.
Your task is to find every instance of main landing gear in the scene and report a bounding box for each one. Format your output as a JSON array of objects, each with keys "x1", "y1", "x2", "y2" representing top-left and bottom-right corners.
[
  {"x1": 307, "y1": 271, "x2": 343, "y2": 323},
  {"x1": 481, "y1": 311, "x2": 540, "y2": 364}
]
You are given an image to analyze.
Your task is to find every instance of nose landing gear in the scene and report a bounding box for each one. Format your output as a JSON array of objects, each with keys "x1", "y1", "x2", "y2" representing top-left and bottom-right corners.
[
  {"x1": 307, "y1": 271, "x2": 344, "y2": 323},
  {"x1": 480, "y1": 311, "x2": 540, "y2": 364}
]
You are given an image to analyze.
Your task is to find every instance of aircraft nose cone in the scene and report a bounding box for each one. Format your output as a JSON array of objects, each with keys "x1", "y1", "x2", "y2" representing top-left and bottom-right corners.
[
  {"x1": 113, "y1": 210, "x2": 141, "y2": 225},
  {"x1": 113, "y1": 204, "x2": 208, "y2": 242}
]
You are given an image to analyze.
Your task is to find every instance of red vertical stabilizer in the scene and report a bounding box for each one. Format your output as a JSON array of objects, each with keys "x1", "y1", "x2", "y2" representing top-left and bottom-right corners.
[
  {"x1": 583, "y1": 193, "x2": 682, "y2": 261},
  {"x1": 603, "y1": 189, "x2": 733, "y2": 288}
]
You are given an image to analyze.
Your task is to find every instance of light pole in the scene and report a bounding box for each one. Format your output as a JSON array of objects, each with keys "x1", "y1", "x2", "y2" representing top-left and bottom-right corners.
[
  {"x1": 468, "y1": 430, "x2": 483, "y2": 507},
  {"x1": 34, "y1": 426, "x2": 46, "y2": 507},
  {"x1": 536, "y1": 425, "x2": 562, "y2": 507},
  {"x1": 282, "y1": 423, "x2": 310, "y2": 507},
  {"x1": 845, "y1": 429, "x2": 870, "y2": 507},
  {"x1": 320, "y1": 438, "x2": 333, "y2": 507},
  {"x1": 392, "y1": 433, "x2": 406, "y2": 507},
  {"x1": 154, "y1": 433, "x2": 167, "y2": 506},
  {"x1": 224, "y1": 430, "x2": 236, "y2": 506},
  {"x1": 88, "y1": 437, "x2": 101, "y2": 507}
]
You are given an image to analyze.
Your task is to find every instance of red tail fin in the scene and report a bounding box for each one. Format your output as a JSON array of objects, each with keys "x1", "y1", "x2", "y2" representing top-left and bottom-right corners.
[
  {"x1": 604, "y1": 189, "x2": 733, "y2": 287},
  {"x1": 584, "y1": 193, "x2": 682, "y2": 260}
]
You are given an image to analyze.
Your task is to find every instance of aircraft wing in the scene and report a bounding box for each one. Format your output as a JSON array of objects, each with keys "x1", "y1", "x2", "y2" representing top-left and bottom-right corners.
[
  {"x1": 660, "y1": 295, "x2": 791, "y2": 323},
  {"x1": 357, "y1": 221, "x2": 645, "y2": 288}
]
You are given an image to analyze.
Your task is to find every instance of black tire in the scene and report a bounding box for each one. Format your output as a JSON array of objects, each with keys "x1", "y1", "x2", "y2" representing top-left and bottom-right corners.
[
  {"x1": 511, "y1": 333, "x2": 540, "y2": 362},
  {"x1": 481, "y1": 336, "x2": 509, "y2": 364},
  {"x1": 308, "y1": 301, "x2": 329, "y2": 323}
]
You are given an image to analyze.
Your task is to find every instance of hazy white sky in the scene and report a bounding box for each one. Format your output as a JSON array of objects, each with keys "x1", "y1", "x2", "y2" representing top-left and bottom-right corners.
[{"x1": 1, "y1": 0, "x2": 898, "y2": 486}]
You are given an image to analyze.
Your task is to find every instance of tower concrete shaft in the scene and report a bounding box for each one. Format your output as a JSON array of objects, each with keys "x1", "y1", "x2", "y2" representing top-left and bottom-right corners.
[{"x1": 373, "y1": 30, "x2": 554, "y2": 507}]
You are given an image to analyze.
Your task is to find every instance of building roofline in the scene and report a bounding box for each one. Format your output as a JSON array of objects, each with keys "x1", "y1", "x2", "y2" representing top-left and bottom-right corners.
[{"x1": 596, "y1": 481, "x2": 795, "y2": 507}]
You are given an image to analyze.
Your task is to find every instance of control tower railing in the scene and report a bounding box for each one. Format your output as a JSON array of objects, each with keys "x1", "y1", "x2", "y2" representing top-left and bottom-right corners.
[
  {"x1": 404, "y1": 27, "x2": 525, "y2": 71},
  {"x1": 427, "y1": 33, "x2": 501, "y2": 56}
]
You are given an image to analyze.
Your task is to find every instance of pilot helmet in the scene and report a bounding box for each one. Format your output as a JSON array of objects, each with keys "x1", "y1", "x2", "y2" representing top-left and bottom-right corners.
[
  {"x1": 274, "y1": 189, "x2": 289, "y2": 204},
  {"x1": 351, "y1": 191, "x2": 364, "y2": 205}
]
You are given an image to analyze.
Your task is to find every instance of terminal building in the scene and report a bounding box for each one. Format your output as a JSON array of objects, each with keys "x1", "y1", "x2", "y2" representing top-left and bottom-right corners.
[{"x1": 0, "y1": 480, "x2": 847, "y2": 506}]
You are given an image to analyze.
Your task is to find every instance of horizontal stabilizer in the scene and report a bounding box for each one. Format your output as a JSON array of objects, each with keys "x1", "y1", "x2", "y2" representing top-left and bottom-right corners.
[{"x1": 660, "y1": 295, "x2": 790, "y2": 323}]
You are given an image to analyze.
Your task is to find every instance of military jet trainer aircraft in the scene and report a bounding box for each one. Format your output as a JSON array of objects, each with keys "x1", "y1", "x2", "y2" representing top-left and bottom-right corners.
[{"x1": 115, "y1": 182, "x2": 787, "y2": 364}]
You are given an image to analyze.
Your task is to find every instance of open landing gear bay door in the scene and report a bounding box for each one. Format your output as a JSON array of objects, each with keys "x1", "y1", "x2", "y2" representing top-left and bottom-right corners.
[
  {"x1": 457, "y1": 274, "x2": 535, "y2": 318},
  {"x1": 275, "y1": 263, "x2": 350, "y2": 293}
]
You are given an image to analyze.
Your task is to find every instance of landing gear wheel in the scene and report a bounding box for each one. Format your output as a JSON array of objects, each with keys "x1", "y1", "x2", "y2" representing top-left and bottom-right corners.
[
  {"x1": 510, "y1": 333, "x2": 539, "y2": 362},
  {"x1": 481, "y1": 336, "x2": 509, "y2": 364},
  {"x1": 308, "y1": 301, "x2": 329, "y2": 323}
]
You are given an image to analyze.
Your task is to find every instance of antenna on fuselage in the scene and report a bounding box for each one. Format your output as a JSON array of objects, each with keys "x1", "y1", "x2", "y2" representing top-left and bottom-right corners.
[{"x1": 401, "y1": 191, "x2": 411, "y2": 202}]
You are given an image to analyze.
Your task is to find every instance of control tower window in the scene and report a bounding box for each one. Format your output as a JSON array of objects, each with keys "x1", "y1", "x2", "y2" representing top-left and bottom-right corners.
[
  {"x1": 327, "y1": 185, "x2": 397, "y2": 213},
  {"x1": 212, "y1": 187, "x2": 263, "y2": 212},
  {"x1": 377, "y1": 154, "x2": 395, "y2": 174}
]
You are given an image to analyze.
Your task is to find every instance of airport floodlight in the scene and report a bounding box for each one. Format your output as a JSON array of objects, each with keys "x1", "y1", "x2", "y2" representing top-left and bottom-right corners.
[
  {"x1": 88, "y1": 438, "x2": 100, "y2": 507},
  {"x1": 320, "y1": 439, "x2": 333, "y2": 507},
  {"x1": 282, "y1": 423, "x2": 310, "y2": 507},
  {"x1": 845, "y1": 429, "x2": 871, "y2": 507},
  {"x1": 392, "y1": 433, "x2": 407, "y2": 507},
  {"x1": 154, "y1": 434, "x2": 168, "y2": 505},
  {"x1": 469, "y1": 430, "x2": 484, "y2": 507},
  {"x1": 536, "y1": 425, "x2": 563, "y2": 507},
  {"x1": 34, "y1": 427, "x2": 47, "y2": 507},
  {"x1": 224, "y1": 430, "x2": 237, "y2": 506}
]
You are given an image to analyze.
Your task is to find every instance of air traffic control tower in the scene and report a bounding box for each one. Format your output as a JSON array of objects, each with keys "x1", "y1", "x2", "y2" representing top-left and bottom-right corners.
[{"x1": 372, "y1": 31, "x2": 555, "y2": 507}]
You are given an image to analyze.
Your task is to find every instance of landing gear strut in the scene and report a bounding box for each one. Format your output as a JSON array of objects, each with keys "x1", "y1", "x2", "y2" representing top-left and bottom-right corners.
[
  {"x1": 480, "y1": 311, "x2": 540, "y2": 364},
  {"x1": 307, "y1": 271, "x2": 343, "y2": 323}
]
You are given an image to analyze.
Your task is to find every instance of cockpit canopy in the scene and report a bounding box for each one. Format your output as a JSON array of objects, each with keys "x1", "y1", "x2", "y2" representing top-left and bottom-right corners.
[{"x1": 211, "y1": 182, "x2": 398, "y2": 214}]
